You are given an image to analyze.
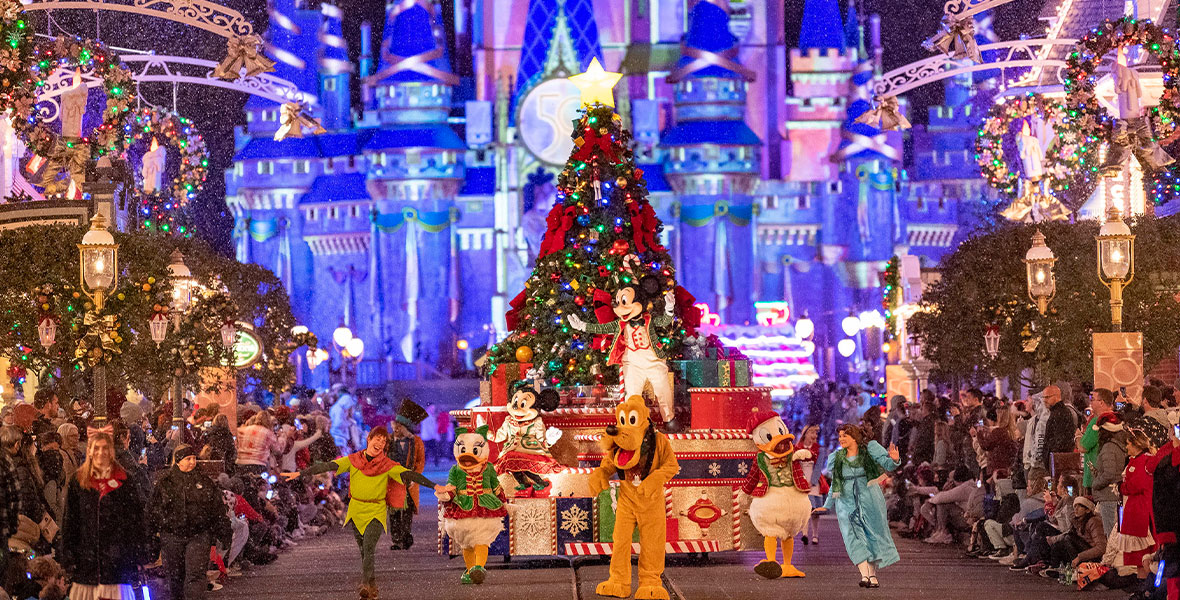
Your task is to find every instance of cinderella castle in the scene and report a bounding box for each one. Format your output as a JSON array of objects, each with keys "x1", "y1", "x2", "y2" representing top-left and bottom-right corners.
[{"x1": 227, "y1": 0, "x2": 993, "y2": 389}]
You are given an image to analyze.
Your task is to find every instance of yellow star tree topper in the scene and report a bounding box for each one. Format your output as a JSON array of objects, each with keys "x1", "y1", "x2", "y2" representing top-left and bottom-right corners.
[{"x1": 568, "y1": 58, "x2": 622, "y2": 107}]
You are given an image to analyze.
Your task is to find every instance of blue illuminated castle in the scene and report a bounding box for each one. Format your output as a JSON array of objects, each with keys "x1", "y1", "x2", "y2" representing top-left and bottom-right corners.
[{"x1": 227, "y1": 0, "x2": 994, "y2": 389}]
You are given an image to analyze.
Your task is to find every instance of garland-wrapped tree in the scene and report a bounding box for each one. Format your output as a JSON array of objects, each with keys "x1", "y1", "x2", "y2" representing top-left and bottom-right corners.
[{"x1": 487, "y1": 70, "x2": 695, "y2": 386}]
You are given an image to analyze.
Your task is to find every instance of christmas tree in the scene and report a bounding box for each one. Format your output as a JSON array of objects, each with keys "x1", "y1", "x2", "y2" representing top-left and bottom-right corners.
[{"x1": 488, "y1": 60, "x2": 694, "y2": 387}]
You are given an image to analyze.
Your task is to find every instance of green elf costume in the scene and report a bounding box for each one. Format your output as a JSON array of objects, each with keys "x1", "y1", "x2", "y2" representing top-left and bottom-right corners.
[{"x1": 292, "y1": 427, "x2": 438, "y2": 600}]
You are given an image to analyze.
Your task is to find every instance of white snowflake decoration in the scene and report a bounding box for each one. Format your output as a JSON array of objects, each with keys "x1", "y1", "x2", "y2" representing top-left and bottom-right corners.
[
  {"x1": 515, "y1": 503, "x2": 549, "y2": 538},
  {"x1": 707, "y1": 462, "x2": 722, "y2": 477},
  {"x1": 737, "y1": 462, "x2": 749, "y2": 476},
  {"x1": 560, "y1": 504, "x2": 590, "y2": 537}
]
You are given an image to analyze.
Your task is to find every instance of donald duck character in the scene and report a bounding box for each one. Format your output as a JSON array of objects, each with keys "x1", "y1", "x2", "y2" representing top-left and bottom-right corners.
[
  {"x1": 436, "y1": 425, "x2": 508, "y2": 585},
  {"x1": 739, "y1": 410, "x2": 813, "y2": 579}
]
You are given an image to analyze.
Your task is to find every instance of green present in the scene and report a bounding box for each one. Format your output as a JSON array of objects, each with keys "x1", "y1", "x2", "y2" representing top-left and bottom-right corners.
[
  {"x1": 596, "y1": 489, "x2": 640, "y2": 543},
  {"x1": 717, "y1": 359, "x2": 752, "y2": 387},
  {"x1": 671, "y1": 359, "x2": 719, "y2": 388}
]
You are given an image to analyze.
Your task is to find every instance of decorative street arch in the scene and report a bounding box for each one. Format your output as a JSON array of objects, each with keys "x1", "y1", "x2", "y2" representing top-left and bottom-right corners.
[
  {"x1": 19, "y1": 0, "x2": 253, "y2": 39},
  {"x1": 34, "y1": 54, "x2": 315, "y2": 122},
  {"x1": 872, "y1": 38, "x2": 1078, "y2": 98}
]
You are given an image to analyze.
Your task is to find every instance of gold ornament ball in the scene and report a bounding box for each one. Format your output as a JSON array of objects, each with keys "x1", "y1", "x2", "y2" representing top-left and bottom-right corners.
[
  {"x1": 117, "y1": 293, "x2": 125, "y2": 300},
  {"x1": 616, "y1": 177, "x2": 627, "y2": 188},
  {"x1": 515, "y1": 346, "x2": 534, "y2": 363},
  {"x1": 147, "y1": 277, "x2": 156, "y2": 284}
]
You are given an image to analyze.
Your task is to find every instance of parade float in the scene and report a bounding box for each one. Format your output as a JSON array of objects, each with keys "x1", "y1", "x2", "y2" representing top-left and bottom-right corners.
[{"x1": 439, "y1": 58, "x2": 775, "y2": 560}]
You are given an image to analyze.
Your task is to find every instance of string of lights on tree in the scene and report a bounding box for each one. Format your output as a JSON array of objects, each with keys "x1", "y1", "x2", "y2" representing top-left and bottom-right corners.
[
  {"x1": 486, "y1": 102, "x2": 689, "y2": 386},
  {"x1": 975, "y1": 93, "x2": 1102, "y2": 207},
  {"x1": 881, "y1": 255, "x2": 900, "y2": 343}
]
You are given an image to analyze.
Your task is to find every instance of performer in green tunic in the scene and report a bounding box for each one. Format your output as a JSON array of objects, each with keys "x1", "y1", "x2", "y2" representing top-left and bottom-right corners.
[{"x1": 284, "y1": 426, "x2": 440, "y2": 600}]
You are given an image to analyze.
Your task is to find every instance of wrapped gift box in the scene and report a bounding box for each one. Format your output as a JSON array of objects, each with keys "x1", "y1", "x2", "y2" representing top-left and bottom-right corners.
[
  {"x1": 556, "y1": 497, "x2": 595, "y2": 547},
  {"x1": 689, "y1": 387, "x2": 772, "y2": 430},
  {"x1": 487, "y1": 362, "x2": 533, "y2": 406},
  {"x1": 671, "y1": 359, "x2": 720, "y2": 388},
  {"x1": 717, "y1": 359, "x2": 751, "y2": 387}
]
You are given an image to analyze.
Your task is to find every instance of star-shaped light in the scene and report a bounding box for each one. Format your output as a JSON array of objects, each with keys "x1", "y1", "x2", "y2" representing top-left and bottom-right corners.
[{"x1": 568, "y1": 58, "x2": 622, "y2": 107}]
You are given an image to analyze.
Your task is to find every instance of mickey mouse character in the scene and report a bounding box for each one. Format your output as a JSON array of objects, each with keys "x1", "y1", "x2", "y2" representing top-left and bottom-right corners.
[
  {"x1": 491, "y1": 381, "x2": 564, "y2": 497},
  {"x1": 568, "y1": 274, "x2": 678, "y2": 430}
]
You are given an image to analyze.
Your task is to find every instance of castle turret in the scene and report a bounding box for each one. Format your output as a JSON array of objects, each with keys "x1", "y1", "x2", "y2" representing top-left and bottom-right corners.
[
  {"x1": 370, "y1": 1, "x2": 458, "y2": 125},
  {"x1": 244, "y1": 0, "x2": 322, "y2": 136},
  {"x1": 317, "y1": 4, "x2": 352, "y2": 131},
  {"x1": 662, "y1": 0, "x2": 759, "y2": 324}
]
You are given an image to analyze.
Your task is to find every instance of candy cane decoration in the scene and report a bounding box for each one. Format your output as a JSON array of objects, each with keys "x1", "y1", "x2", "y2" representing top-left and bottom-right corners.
[
  {"x1": 731, "y1": 486, "x2": 742, "y2": 550},
  {"x1": 551, "y1": 498, "x2": 558, "y2": 555},
  {"x1": 665, "y1": 486, "x2": 674, "y2": 518}
]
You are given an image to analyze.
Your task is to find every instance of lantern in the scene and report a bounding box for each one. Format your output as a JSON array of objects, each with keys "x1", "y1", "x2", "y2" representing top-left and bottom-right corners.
[
  {"x1": 841, "y1": 315, "x2": 861, "y2": 336},
  {"x1": 149, "y1": 313, "x2": 169, "y2": 346},
  {"x1": 344, "y1": 337, "x2": 364, "y2": 359},
  {"x1": 1096, "y1": 206, "x2": 1135, "y2": 331},
  {"x1": 838, "y1": 338, "x2": 856, "y2": 357},
  {"x1": 37, "y1": 317, "x2": 56, "y2": 350},
  {"x1": 907, "y1": 334, "x2": 922, "y2": 360},
  {"x1": 167, "y1": 249, "x2": 194, "y2": 313},
  {"x1": 1024, "y1": 229, "x2": 1056, "y2": 316},
  {"x1": 983, "y1": 325, "x2": 1000, "y2": 359},
  {"x1": 77, "y1": 213, "x2": 119, "y2": 311},
  {"x1": 220, "y1": 321, "x2": 237, "y2": 349}
]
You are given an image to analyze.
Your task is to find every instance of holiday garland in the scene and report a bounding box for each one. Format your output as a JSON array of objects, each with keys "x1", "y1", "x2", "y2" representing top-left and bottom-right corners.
[
  {"x1": 882, "y1": 256, "x2": 900, "y2": 342},
  {"x1": 1063, "y1": 17, "x2": 1180, "y2": 175},
  {"x1": 124, "y1": 107, "x2": 210, "y2": 205},
  {"x1": 975, "y1": 93, "x2": 1103, "y2": 206},
  {"x1": 12, "y1": 37, "x2": 136, "y2": 160},
  {"x1": 0, "y1": 0, "x2": 32, "y2": 100}
]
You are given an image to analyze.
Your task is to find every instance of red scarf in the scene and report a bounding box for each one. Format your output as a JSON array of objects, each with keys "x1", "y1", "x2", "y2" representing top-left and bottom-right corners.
[
  {"x1": 347, "y1": 452, "x2": 407, "y2": 510},
  {"x1": 88, "y1": 465, "x2": 127, "y2": 499}
]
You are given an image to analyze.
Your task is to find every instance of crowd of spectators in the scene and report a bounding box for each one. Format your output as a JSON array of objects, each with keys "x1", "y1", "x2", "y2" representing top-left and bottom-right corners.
[
  {"x1": 0, "y1": 383, "x2": 436, "y2": 600},
  {"x1": 795, "y1": 378, "x2": 1180, "y2": 598}
]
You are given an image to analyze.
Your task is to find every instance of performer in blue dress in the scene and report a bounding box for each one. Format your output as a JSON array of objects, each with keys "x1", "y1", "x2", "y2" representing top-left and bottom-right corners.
[{"x1": 813, "y1": 424, "x2": 901, "y2": 588}]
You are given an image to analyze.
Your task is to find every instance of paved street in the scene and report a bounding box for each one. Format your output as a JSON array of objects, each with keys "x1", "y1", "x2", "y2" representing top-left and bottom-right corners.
[{"x1": 202, "y1": 487, "x2": 1125, "y2": 600}]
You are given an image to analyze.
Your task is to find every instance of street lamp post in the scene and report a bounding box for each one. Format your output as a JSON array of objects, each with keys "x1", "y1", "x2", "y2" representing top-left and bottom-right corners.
[
  {"x1": 168, "y1": 250, "x2": 195, "y2": 428},
  {"x1": 77, "y1": 214, "x2": 119, "y2": 424},
  {"x1": 1024, "y1": 229, "x2": 1057, "y2": 316},
  {"x1": 1096, "y1": 206, "x2": 1135, "y2": 332}
]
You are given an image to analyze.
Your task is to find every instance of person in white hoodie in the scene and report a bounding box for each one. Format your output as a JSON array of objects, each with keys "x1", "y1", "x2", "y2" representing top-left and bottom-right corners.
[{"x1": 1021, "y1": 392, "x2": 1050, "y2": 481}]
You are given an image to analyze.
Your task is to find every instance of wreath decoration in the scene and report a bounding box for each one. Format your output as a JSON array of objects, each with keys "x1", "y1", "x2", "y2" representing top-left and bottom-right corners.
[
  {"x1": 1063, "y1": 17, "x2": 1180, "y2": 175},
  {"x1": 124, "y1": 107, "x2": 210, "y2": 205},
  {"x1": 12, "y1": 37, "x2": 136, "y2": 161},
  {"x1": 975, "y1": 93, "x2": 1103, "y2": 205}
]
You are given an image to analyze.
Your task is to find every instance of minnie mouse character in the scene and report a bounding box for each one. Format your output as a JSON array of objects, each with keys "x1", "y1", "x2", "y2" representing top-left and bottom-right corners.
[
  {"x1": 491, "y1": 382, "x2": 564, "y2": 497},
  {"x1": 568, "y1": 274, "x2": 679, "y2": 430}
]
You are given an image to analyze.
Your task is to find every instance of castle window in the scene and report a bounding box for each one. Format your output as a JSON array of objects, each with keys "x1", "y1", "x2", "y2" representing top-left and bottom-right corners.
[
  {"x1": 325, "y1": 158, "x2": 335, "y2": 173},
  {"x1": 329, "y1": 207, "x2": 340, "y2": 220},
  {"x1": 348, "y1": 155, "x2": 356, "y2": 168},
  {"x1": 262, "y1": 110, "x2": 277, "y2": 122},
  {"x1": 916, "y1": 197, "x2": 926, "y2": 211},
  {"x1": 350, "y1": 205, "x2": 361, "y2": 218},
  {"x1": 764, "y1": 197, "x2": 778, "y2": 210},
  {"x1": 828, "y1": 181, "x2": 841, "y2": 194},
  {"x1": 325, "y1": 78, "x2": 337, "y2": 92},
  {"x1": 257, "y1": 161, "x2": 274, "y2": 175},
  {"x1": 294, "y1": 160, "x2": 311, "y2": 174},
  {"x1": 797, "y1": 196, "x2": 810, "y2": 210},
  {"x1": 233, "y1": 162, "x2": 243, "y2": 177},
  {"x1": 306, "y1": 208, "x2": 318, "y2": 221},
  {"x1": 938, "y1": 197, "x2": 946, "y2": 209},
  {"x1": 246, "y1": 112, "x2": 253, "y2": 123}
]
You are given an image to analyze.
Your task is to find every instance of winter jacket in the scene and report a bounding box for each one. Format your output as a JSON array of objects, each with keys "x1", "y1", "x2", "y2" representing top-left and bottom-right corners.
[
  {"x1": 1149, "y1": 440, "x2": 1180, "y2": 544},
  {"x1": 0, "y1": 458, "x2": 19, "y2": 540},
  {"x1": 204, "y1": 423, "x2": 237, "y2": 473},
  {"x1": 980, "y1": 427, "x2": 1018, "y2": 475},
  {"x1": 149, "y1": 467, "x2": 232, "y2": 545},
  {"x1": 910, "y1": 415, "x2": 935, "y2": 465},
  {"x1": 1079, "y1": 414, "x2": 1107, "y2": 488},
  {"x1": 12, "y1": 455, "x2": 45, "y2": 521},
  {"x1": 1041, "y1": 402, "x2": 1076, "y2": 470},
  {"x1": 1071, "y1": 512, "x2": 1108, "y2": 563},
  {"x1": 58, "y1": 469, "x2": 148, "y2": 586},
  {"x1": 1091, "y1": 434, "x2": 1127, "y2": 502}
]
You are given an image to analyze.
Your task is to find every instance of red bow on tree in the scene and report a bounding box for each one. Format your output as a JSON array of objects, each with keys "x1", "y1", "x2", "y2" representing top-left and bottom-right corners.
[
  {"x1": 571, "y1": 128, "x2": 618, "y2": 164},
  {"x1": 505, "y1": 290, "x2": 526, "y2": 332},
  {"x1": 592, "y1": 288, "x2": 615, "y2": 324},
  {"x1": 538, "y1": 204, "x2": 578, "y2": 257},
  {"x1": 627, "y1": 202, "x2": 665, "y2": 253}
]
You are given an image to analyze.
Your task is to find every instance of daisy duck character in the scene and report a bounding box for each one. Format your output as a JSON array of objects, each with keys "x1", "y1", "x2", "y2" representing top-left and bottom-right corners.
[
  {"x1": 492, "y1": 381, "x2": 565, "y2": 497},
  {"x1": 567, "y1": 272, "x2": 679, "y2": 430},
  {"x1": 739, "y1": 410, "x2": 813, "y2": 579},
  {"x1": 436, "y1": 425, "x2": 508, "y2": 585}
]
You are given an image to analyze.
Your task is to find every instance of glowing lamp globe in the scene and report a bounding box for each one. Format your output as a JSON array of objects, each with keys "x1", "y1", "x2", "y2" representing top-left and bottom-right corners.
[
  {"x1": 77, "y1": 213, "x2": 119, "y2": 310},
  {"x1": 838, "y1": 338, "x2": 857, "y2": 358},
  {"x1": 332, "y1": 325, "x2": 353, "y2": 348},
  {"x1": 167, "y1": 249, "x2": 194, "y2": 312},
  {"x1": 841, "y1": 315, "x2": 861, "y2": 336},
  {"x1": 1097, "y1": 206, "x2": 1134, "y2": 282},
  {"x1": 1024, "y1": 229, "x2": 1057, "y2": 316},
  {"x1": 795, "y1": 317, "x2": 814, "y2": 340},
  {"x1": 344, "y1": 337, "x2": 364, "y2": 359}
]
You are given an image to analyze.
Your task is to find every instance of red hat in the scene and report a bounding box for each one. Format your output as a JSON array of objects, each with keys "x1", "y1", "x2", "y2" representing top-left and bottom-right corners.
[{"x1": 746, "y1": 408, "x2": 779, "y2": 435}]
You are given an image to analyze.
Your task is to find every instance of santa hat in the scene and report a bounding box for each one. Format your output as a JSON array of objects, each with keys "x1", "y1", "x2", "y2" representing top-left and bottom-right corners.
[
  {"x1": 746, "y1": 408, "x2": 779, "y2": 435},
  {"x1": 1095, "y1": 412, "x2": 1123, "y2": 432},
  {"x1": 1073, "y1": 496, "x2": 1096, "y2": 512}
]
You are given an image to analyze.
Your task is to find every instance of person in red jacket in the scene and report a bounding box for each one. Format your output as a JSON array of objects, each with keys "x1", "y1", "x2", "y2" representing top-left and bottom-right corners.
[{"x1": 1121, "y1": 428, "x2": 1156, "y2": 598}]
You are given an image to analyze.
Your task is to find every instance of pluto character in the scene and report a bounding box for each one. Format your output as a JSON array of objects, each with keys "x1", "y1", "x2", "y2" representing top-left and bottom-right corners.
[{"x1": 588, "y1": 395, "x2": 680, "y2": 599}]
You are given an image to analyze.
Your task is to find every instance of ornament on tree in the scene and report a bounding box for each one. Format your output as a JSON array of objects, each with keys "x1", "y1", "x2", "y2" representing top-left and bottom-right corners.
[
  {"x1": 515, "y1": 346, "x2": 533, "y2": 363},
  {"x1": 273, "y1": 102, "x2": 326, "y2": 141},
  {"x1": 854, "y1": 96, "x2": 910, "y2": 131}
]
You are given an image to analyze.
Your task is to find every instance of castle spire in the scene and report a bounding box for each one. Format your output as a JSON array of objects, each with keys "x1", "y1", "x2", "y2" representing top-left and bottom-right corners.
[
  {"x1": 318, "y1": 3, "x2": 351, "y2": 130},
  {"x1": 799, "y1": 0, "x2": 846, "y2": 51},
  {"x1": 668, "y1": 0, "x2": 754, "y2": 82},
  {"x1": 373, "y1": 0, "x2": 457, "y2": 86}
]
